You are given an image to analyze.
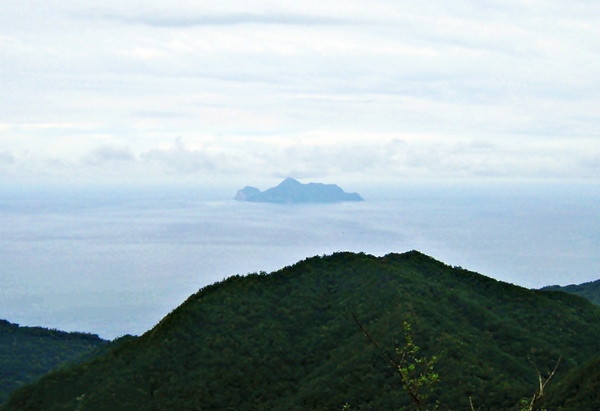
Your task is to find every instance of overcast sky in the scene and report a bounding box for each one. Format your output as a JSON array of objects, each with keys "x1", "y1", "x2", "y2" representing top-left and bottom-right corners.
[{"x1": 1, "y1": 0, "x2": 599, "y2": 186}]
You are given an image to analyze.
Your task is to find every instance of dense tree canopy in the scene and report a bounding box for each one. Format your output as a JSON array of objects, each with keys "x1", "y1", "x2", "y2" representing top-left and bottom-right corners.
[
  {"x1": 0, "y1": 320, "x2": 107, "y2": 403},
  {"x1": 542, "y1": 280, "x2": 600, "y2": 306},
  {"x1": 3, "y1": 251, "x2": 600, "y2": 410}
]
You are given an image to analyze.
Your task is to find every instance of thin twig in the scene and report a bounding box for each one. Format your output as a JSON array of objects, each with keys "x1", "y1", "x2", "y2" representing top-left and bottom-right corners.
[
  {"x1": 351, "y1": 312, "x2": 399, "y2": 370},
  {"x1": 351, "y1": 313, "x2": 423, "y2": 410}
]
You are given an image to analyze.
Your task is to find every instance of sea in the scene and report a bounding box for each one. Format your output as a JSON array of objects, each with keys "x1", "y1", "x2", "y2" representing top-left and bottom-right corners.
[{"x1": 1, "y1": 181, "x2": 598, "y2": 340}]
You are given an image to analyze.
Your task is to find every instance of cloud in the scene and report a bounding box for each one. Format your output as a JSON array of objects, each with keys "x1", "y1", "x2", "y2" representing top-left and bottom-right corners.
[
  {"x1": 0, "y1": 150, "x2": 15, "y2": 165},
  {"x1": 74, "y1": 0, "x2": 366, "y2": 29},
  {"x1": 85, "y1": 145, "x2": 136, "y2": 166},
  {"x1": 578, "y1": 152, "x2": 600, "y2": 173},
  {"x1": 1, "y1": 1, "x2": 600, "y2": 185},
  {"x1": 0, "y1": 131, "x2": 598, "y2": 185},
  {"x1": 101, "y1": 12, "x2": 355, "y2": 28},
  {"x1": 140, "y1": 137, "x2": 220, "y2": 174}
]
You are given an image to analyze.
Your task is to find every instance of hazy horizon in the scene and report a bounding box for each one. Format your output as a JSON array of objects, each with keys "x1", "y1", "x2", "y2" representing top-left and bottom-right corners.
[
  {"x1": 1, "y1": 181, "x2": 598, "y2": 340},
  {"x1": 2, "y1": 1, "x2": 599, "y2": 340}
]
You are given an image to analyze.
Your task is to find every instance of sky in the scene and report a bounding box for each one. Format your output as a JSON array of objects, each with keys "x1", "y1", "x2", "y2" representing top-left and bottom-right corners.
[{"x1": 1, "y1": 0, "x2": 600, "y2": 186}]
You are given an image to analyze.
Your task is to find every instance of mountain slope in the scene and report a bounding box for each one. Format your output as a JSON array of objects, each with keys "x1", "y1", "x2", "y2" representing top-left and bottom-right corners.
[
  {"x1": 3, "y1": 251, "x2": 600, "y2": 411},
  {"x1": 546, "y1": 355, "x2": 600, "y2": 410},
  {"x1": 541, "y1": 279, "x2": 600, "y2": 306},
  {"x1": 0, "y1": 320, "x2": 108, "y2": 403}
]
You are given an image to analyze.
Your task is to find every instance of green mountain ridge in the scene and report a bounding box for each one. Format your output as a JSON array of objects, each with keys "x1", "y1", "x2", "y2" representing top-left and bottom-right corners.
[
  {"x1": 0, "y1": 320, "x2": 108, "y2": 403},
  {"x1": 541, "y1": 279, "x2": 600, "y2": 306},
  {"x1": 3, "y1": 251, "x2": 600, "y2": 410}
]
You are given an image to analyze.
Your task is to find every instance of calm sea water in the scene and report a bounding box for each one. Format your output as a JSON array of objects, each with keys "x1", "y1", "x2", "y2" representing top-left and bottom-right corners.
[{"x1": 1, "y1": 182, "x2": 598, "y2": 339}]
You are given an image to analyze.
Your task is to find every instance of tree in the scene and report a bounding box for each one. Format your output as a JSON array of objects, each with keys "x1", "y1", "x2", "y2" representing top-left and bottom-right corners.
[
  {"x1": 354, "y1": 313, "x2": 561, "y2": 411},
  {"x1": 517, "y1": 355, "x2": 561, "y2": 411},
  {"x1": 353, "y1": 314, "x2": 440, "y2": 411}
]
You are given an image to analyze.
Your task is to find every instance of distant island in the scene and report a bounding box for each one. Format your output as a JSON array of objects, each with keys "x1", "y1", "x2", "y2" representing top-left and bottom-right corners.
[{"x1": 234, "y1": 177, "x2": 364, "y2": 204}]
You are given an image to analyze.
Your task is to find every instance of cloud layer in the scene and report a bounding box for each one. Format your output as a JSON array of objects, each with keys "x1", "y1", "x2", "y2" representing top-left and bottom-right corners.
[{"x1": 1, "y1": 0, "x2": 599, "y2": 184}]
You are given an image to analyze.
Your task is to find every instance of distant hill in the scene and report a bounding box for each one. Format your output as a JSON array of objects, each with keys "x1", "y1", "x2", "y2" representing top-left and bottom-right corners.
[
  {"x1": 541, "y1": 279, "x2": 600, "y2": 306},
  {"x1": 234, "y1": 177, "x2": 364, "y2": 203},
  {"x1": 546, "y1": 355, "x2": 600, "y2": 410},
  {"x1": 0, "y1": 320, "x2": 108, "y2": 403},
  {"x1": 3, "y1": 251, "x2": 600, "y2": 410}
]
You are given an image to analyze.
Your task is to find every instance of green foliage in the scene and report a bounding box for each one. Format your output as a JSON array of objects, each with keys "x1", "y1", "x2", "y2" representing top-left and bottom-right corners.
[
  {"x1": 0, "y1": 320, "x2": 107, "y2": 403},
  {"x1": 395, "y1": 322, "x2": 440, "y2": 411},
  {"x1": 545, "y1": 355, "x2": 600, "y2": 410},
  {"x1": 355, "y1": 317, "x2": 440, "y2": 411},
  {"x1": 3, "y1": 251, "x2": 600, "y2": 410},
  {"x1": 541, "y1": 280, "x2": 600, "y2": 306}
]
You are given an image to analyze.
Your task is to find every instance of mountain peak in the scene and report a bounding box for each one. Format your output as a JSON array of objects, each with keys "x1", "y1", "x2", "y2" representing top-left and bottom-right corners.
[
  {"x1": 6, "y1": 251, "x2": 600, "y2": 410},
  {"x1": 279, "y1": 177, "x2": 302, "y2": 186}
]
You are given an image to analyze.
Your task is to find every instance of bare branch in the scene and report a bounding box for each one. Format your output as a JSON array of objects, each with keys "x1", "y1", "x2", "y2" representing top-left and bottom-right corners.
[
  {"x1": 352, "y1": 313, "x2": 438, "y2": 411},
  {"x1": 525, "y1": 355, "x2": 561, "y2": 410},
  {"x1": 351, "y1": 312, "x2": 399, "y2": 370},
  {"x1": 469, "y1": 396, "x2": 476, "y2": 411}
]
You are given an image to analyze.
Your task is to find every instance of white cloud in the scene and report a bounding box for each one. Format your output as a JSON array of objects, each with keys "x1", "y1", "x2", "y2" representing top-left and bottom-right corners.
[
  {"x1": 85, "y1": 145, "x2": 136, "y2": 166},
  {"x1": 140, "y1": 137, "x2": 222, "y2": 174},
  {"x1": 0, "y1": 150, "x2": 15, "y2": 165},
  {"x1": 1, "y1": 0, "x2": 599, "y2": 184}
]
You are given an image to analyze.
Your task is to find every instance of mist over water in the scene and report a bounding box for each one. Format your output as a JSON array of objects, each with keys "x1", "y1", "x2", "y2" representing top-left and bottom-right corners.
[{"x1": 1, "y1": 183, "x2": 598, "y2": 339}]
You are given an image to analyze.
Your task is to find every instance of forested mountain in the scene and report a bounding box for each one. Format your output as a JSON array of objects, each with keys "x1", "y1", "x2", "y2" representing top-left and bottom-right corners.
[
  {"x1": 541, "y1": 279, "x2": 600, "y2": 306},
  {"x1": 3, "y1": 251, "x2": 600, "y2": 410},
  {"x1": 546, "y1": 355, "x2": 600, "y2": 409},
  {"x1": 0, "y1": 320, "x2": 107, "y2": 403}
]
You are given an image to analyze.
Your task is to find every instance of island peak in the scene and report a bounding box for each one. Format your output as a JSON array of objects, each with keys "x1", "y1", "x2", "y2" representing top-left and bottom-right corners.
[{"x1": 234, "y1": 178, "x2": 364, "y2": 204}]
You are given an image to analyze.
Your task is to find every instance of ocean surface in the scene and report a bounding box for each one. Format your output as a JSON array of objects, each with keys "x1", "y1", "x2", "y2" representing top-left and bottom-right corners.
[{"x1": 1, "y1": 182, "x2": 598, "y2": 340}]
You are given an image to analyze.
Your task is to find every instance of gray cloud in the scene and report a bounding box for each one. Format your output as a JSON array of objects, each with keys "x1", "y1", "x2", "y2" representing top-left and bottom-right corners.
[
  {"x1": 0, "y1": 150, "x2": 15, "y2": 165},
  {"x1": 99, "y1": 12, "x2": 356, "y2": 28},
  {"x1": 85, "y1": 145, "x2": 136, "y2": 166},
  {"x1": 2, "y1": 1, "x2": 600, "y2": 185},
  {"x1": 140, "y1": 137, "x2": 220, "y2": 174},
  {"x1": 578, "y1": 153, "x2": 600, "y2": 173}
]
